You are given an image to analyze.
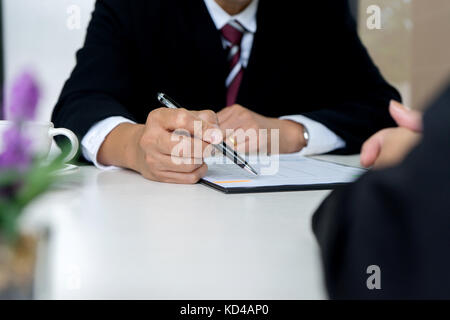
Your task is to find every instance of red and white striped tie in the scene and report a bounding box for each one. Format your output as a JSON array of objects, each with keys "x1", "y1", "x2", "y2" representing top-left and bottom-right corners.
[{"x1": 221, "y1": 20, "x2": 245, "y2": 106}]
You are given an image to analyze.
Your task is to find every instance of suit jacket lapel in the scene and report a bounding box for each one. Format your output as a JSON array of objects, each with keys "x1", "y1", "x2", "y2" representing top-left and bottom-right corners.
[{"x1": 188, "y1": 0, "x2": 228, "y2": 108}]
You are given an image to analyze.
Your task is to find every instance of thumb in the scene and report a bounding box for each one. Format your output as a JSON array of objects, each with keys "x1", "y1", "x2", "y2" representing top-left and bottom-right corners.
[
  {"x1": 389, "y1": 100, "x2": 423, "y2": 132},
  {"x1": 192, "y1": 110, "x2": 219, "y2": 125},
  {"x1": 191, "y1": 110, "x2": 223, "y2": 145},
  {"x1": 361, "y1": 130, "x2": 385, "y2": 168}
]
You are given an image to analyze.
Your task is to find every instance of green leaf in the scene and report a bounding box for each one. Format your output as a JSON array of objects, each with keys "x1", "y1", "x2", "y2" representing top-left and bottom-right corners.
[
  {"x1": 0, "y1": 202, "x2": 21, "y2": 244},
  {"x1": 15, "y1": 161, "x2": 61, "y2": 208},
  {"x1": 0, "y1": 141, "x2": 71, "y2": 242},
  {"x1": 0, "y1": 169, "x2": 22, "y2": 188}
]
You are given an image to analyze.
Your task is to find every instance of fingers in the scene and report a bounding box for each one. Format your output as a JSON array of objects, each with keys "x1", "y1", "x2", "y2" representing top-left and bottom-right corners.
[
  {"x1": 218, "y1": 105, "x2": 260, "y2": 133},
  {"x1": 155, "y1": 163, "x2": 209, "y2": 184},
  {"x1": 221, "y1": 126, "x2": 261, "y2": 154},
  {"x1": 361, "y1": 101, "x2": 423, "y2": 169},
  {"x1": 217, "y1": 104, "x2": 250, "y2": 126},
  {"x1": 233, "y1": 142, "x2": 259, "y2": 154},
  {"x1": 139, "y1": 143, "x2": 209, "y2": 183},
  {"x1": 192, "y1": 110, "x2": 219, "y2": 125},
  {"x1": 193, "y1": 110, "x2": 227, "y2": 146},
  {"x1": 155, "y1": 131, "x2": 213, "y2": 157},
  {"x1": 150, "y1": 108, "x2": 222, "y2": 144},
  {"x1": 136, "y1": 109, "x2": 221, "y2": 184},
  {"x1": 217, "y1": 105, "x2": 237, "y2": 124},
  {"x1": 220, "y1": 116, "x2": 246, "y2": 131},
  {"x1": 155, "y1": 153, "x2": 205, "y2": 173},
  {"x1": 373, "y1": 128, "x2": 422, "y2": 169},
  {"x1": 360, "y1": 130, "x2": 388, "y2": 168},
  {"x1": 219, "y1": 105, "x2": 253, "y2": 140},
  {"x1": 389, "y1": 100, "x2": 423, "y2": 132},
  {"x1": 143, "y1": 150, "x2": 204, "y2": 174}
]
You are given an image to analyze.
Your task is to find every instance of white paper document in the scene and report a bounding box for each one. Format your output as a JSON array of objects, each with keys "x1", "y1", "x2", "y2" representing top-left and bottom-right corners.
[{"x1": 203, "y1": 154, "x2": 366, "y2": 193}]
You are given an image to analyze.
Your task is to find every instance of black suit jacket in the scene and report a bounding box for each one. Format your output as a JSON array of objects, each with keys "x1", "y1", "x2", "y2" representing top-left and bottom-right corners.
[
  {"x1": 313, "y1": 84, "x2": 450, "y2": 299},
  {"x1": 52, "y1": 0, "x2": 400, "y2": 159}
]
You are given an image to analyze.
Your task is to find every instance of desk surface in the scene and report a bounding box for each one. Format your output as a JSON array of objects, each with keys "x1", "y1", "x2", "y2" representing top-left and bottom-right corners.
[{"x1": 26, "y1": 155, "x2": 361, "y2": 300}]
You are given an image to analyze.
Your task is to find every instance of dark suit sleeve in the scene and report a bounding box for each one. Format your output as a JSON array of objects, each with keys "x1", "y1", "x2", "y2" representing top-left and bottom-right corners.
[
  {"x1": 51, "y1": 0, "x2": 138, "y2": 152},
  {"x1": 302, "y1": 0, "x2": 401, "y2": 154},
  {"x1": 312, "y1": 84, "x2": 450, "y2": 299}
]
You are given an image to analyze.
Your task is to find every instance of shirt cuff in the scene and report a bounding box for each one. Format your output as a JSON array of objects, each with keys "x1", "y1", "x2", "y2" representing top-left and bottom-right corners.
[
  {"x1": 81, "y1": 116, "x2": 136, "y2": 170},
  {"x1": 280, "y1": 115, "x2": 346, "y2": 156}
]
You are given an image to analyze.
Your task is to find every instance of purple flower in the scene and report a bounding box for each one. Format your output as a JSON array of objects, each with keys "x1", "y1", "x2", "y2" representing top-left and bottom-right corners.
[
  {"x1": 0, "y1": 126, "x2": 32, "y2": 171},
  {"x1": 7, "y1": 72, "x2": 40, "y2": 121}
]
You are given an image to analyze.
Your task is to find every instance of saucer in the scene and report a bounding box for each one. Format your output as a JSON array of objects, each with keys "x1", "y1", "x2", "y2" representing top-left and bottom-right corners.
[{"x1": 53, "y1": 164, "x2": 79, "y2": 175}]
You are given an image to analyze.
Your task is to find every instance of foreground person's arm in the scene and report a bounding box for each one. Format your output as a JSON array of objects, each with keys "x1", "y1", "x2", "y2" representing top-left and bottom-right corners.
[{"x1": 312, "y1": 86, "x2": 450, "y2": 299}]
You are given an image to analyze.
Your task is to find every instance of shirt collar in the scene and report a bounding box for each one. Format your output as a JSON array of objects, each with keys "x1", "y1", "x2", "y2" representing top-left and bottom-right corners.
[{"x1": 203, "y1": 0, "x2": 258, "y2": 33}]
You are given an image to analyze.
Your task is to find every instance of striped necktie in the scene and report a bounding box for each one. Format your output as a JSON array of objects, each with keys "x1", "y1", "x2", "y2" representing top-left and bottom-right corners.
[{"x1": 221, "y1": 20, "x2": 245, "y2": 106}]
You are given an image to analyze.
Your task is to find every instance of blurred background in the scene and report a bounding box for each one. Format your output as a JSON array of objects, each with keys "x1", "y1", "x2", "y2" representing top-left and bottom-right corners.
[
  {"x1": 0, "y1": 0, "x2": 449, "y2": 301},
  {"x1": 358, "y1": 0, "x2": 450, "y2": 110},
  {"x1": 0, "y1": 0, "x2": 449, "y2": 120},
  {"x1": 2, "y1": 0, "x2": 95, "y2": 121}
]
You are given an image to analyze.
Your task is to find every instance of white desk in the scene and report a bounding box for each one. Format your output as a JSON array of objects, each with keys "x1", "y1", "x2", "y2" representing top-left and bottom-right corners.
[{"x1": 25, "y1": 155, "x2": 361, "y2": 300}]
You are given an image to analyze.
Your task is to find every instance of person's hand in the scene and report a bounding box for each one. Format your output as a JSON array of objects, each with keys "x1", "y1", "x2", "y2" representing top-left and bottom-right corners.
[
  {"x1": 217, "y1": 104, "x2": 306, "y2": 154},
  {"x1": 361, "y1": 101, "x2": 423, "y2": 169},
  {"x1": 98, "y1": 108, "x2": 222, "y2": 184}
]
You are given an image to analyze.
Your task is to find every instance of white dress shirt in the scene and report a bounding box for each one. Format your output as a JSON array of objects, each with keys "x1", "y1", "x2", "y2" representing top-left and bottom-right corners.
[{"x1": 82, "y1": 0, "x2": 345, "y2": 169}]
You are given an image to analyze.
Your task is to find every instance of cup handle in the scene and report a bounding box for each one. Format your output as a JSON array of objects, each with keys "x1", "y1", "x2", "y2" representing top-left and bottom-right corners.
[{"x1": 48, "y1": 128, "x2": 79, "y2": 163}]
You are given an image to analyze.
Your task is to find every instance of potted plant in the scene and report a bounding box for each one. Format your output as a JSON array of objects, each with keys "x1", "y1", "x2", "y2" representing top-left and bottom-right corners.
[{"x1": 0, "y1": 72, "x2": 65, "y2": 299}]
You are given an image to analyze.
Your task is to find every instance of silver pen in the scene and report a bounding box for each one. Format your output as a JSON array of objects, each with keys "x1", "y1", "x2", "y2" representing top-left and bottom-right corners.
[{"x1": 157, "y1": 93, "x2": 258, "y2": 176}]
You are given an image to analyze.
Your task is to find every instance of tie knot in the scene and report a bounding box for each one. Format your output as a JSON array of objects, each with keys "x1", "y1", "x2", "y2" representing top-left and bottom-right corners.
[{"x1": 221, "y1": 20, "x2": 245, "y2": 46}]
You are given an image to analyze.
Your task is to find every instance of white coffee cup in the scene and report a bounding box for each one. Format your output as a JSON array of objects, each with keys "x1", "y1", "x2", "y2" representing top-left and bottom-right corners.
[{"x1": 0, "y1": 120, "x2": 79, "y2": 163}]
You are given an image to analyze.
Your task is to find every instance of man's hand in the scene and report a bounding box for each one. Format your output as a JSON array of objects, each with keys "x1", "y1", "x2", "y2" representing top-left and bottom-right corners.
[
  {"x1": 361, "y1": 101, "x2": 423, "y2": 169},
  {"x1": 98, "y1": 108, "x2": 222, "y2": 184},
  {"x1": 217, "y1": 104, "x2": 306, "y2": 154}
]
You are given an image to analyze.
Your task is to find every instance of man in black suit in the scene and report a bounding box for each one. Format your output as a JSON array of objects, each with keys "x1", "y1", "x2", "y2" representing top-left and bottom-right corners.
[
  {"x1": 313, "y1": 84, "x2": 450, "y2": 299},
  {"x1": 52, "y1": 0, "x2": 400, "y2": 183}
]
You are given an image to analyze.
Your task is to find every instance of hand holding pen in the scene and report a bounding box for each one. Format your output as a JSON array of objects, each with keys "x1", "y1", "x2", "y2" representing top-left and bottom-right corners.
[
  {"x1": 98, "y1": 93, "x2": 256, "y2": 183},
  {"x1": 104, "y1": 103, "x2": 223, "y2": 184},
  {"x1": 158, "y1": 93, "x2": 258, "y2": 176}
]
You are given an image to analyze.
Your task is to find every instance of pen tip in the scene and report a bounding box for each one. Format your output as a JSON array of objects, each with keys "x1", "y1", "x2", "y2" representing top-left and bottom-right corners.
[{"x1": 248, "y1": 166, "x2": 259, "y2": 176}]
